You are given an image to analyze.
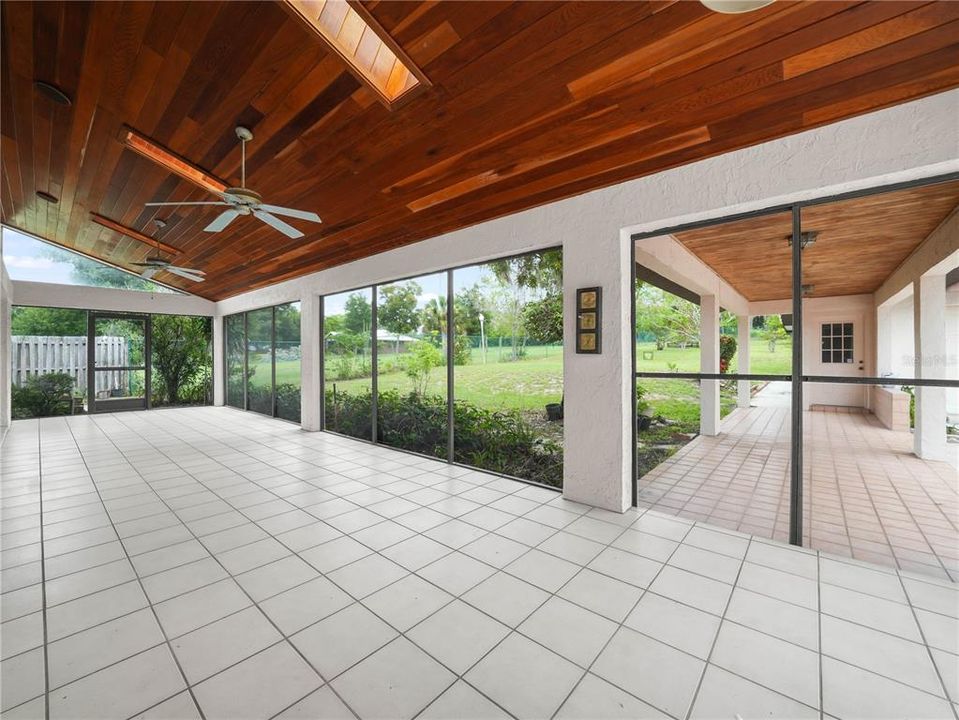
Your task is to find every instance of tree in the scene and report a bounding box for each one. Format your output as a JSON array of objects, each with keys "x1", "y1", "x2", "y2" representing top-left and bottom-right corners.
[
  {"x1": 453, "y1": 285, "x2": 488, "y2": 336},
  {"x1": 523, "y1": 293, "x2": 562, "y2": 343},
  {"x1": 421, "y1": 296, "x2": 447, "y2": 337},
  {"x1": 489, "y1": 249, "x2": 562, "y2": 293},
  {"x1": 343, "y1": 292, "x2": 372, "y2": 334},
  {"x1": 378, "y1": 282, "x2": 421, "y2": 353},
  {"x1": 151, "y1": 315, "x2": 211, "y2": 405},
  {"x1": 40, "y1": 245, "x2": 163, "y2": 291},
  {"x1": 761, "y1": 314, "x2": 789, "y2": 352},
  {"x1": 11, "y1": 306, "x2": 87, "y2": 336}
]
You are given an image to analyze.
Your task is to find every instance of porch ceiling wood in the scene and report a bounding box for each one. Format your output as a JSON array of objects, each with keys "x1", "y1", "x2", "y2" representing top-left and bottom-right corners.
[
  {"x1": 672, "y1": 179, "x2": 959, "y2": 301},
  {"x1": 2, "y1": 1, "x2": 959, "y2": 300}
]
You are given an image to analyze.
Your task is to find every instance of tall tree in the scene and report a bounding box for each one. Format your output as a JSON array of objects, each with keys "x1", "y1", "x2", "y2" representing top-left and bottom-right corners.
[
  {"x1": 151, "y1": 315, "x2": 211, "y2": 405},
  {"x1": 378, "y1": 282, "x2": 421, "y2": 353},
  {"x1": 343, "y1": 292, "x2": 372, "y2": 334}
]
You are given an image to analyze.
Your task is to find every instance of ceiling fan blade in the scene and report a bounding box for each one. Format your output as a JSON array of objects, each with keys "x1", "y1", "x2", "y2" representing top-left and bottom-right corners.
[
  {"x1": 204, "y1": 209, "x2": 241, "y2": 232},
  {"x1": 253, "y1": 210, "x2": 303, "y2": 239},
  {"x1": 166, "y1": 266, "x2": 206, "y2": 282},
  {"x1": 169, "y1": 265, "x2": 205, "y2": 276},
  {"x1": 141, "y1": 266, "x2": 161, "y2": 279},
  {"x1": 144, "y1": 201, "x2": 227, "y2": 207},
  {"x1": 258, "y1": 204, "x2": 321, "y2": 223}
]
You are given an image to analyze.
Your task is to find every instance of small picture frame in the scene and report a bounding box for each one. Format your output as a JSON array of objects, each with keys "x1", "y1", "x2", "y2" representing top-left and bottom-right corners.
[{"x1": 576, "y1": 287, "x2": 602, "y2": 354}]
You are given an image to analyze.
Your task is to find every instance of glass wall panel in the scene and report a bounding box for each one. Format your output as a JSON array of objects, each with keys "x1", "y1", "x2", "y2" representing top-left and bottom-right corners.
[
  {"x1": 452, "y1": 249, "x2": 563, "y2": 486},
  {"x1": 798, "y1": 179, "x2": 959, "y2": 580},
  {"x1": 246, "y1": 307, "x2": 274, "y2": 415},
  {"x1": 275, "y1": 302, "x2": 301, "y2": 422},
  {"x1": 634, "y1": 211, "x2": 793, "y2": 536},
  {"x1": 323, "y1": 288, "x2": 373, "y2": 440},
  {"x1": 151, "y1": 315, "x2": 213, "y2": 407},
  {"x1": 10, "y1": 306, "x2": 89, "y2": 417},
  {"x1": 226, "y1": 314, "x2": 245, "y2": 409},
  {"x1": 375, "y1": 273, "x2": 448, "y2": 457}
]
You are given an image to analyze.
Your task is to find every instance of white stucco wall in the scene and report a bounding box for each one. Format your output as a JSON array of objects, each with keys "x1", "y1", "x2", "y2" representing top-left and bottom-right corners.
[{"x1": 208, "y1": 89, "x2": 958, "y2": 510}]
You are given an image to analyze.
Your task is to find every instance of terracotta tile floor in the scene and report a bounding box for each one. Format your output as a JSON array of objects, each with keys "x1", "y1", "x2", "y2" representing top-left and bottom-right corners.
[{"x1": 638, "y1": 399, "x2": 959, "y2": 582}]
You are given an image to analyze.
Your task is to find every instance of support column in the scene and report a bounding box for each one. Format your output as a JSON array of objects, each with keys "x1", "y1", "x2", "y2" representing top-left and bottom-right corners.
[
  {"x1": 737, "y1": 314, "x2": 751, "y2": 409},
  {"x1": 301, "y1": 295, "x2": 322, "y2": 431},
  {"x1": 701, "y1": 294, "x2": 720, "y2": 436},
  {"x1": 562, "y1": 231, "x2": 632, "y2": 512},
  {"x1": 212, "y1": 315, "x2": 224, "y2": 406},
  {"x1": 876, "y1": 303, "x2": 893, "y2": 378},
  {"x1": 914, "y1": 274, "x2": 948, "y2": 461}
]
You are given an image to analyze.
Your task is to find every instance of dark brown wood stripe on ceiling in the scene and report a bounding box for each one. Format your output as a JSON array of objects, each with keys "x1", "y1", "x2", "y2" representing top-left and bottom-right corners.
[{"x1": 2, "y1": 0, "x2": 957, "y2": 300}]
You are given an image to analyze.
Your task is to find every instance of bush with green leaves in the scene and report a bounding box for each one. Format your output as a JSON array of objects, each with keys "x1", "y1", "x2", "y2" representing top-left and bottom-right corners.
[
  {"x1": 324, "y1": 388, "x2": 563, "y2": 487},
  {"x1": 11, "y1": 373, "x2": 76, "y2": 419},
  {"x1": 403, "y1": 340, "x2": 442, "y2": 395},
  {"x1": 719, "y1": 334, "x2": 737, "y2": 373}
]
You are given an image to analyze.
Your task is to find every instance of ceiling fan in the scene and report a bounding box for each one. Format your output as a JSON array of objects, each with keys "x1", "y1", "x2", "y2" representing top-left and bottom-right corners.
[
  {"x1": 130, "y1": 220, "x2": 206, "y2": 283},
  {"x1": 144, "y1": 126, "x2": 321, "y2": 239}
]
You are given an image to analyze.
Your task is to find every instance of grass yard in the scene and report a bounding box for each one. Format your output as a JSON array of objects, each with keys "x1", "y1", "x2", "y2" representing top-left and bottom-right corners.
[{"x1": 318, "y1": 336, "x2": 774, "y2": 417}]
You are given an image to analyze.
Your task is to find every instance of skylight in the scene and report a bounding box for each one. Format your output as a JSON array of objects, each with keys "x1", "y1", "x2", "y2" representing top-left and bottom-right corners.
[
  {"x1": 1, "y1": 226, "x2": 179, "y2": 294},
  {"x1": 283, "y1": 0, "x2": 427, "y2": 106}
]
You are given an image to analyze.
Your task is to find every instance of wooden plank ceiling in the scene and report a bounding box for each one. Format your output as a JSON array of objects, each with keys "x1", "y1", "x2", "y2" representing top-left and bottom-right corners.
[
  {"x1": 672, "y1": 179, "x2": 959, "y2": 301},
  {"x1": 2, "y1": 0, "x2": 958, "y2": 300}
]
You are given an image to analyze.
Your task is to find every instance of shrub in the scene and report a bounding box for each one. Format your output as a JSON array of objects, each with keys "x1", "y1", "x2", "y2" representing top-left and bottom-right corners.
[
  {"x1": 403, "y1": 340, "x2": 442, "y2": 395},
  {"x1": 452, "y1": 333, "x2": 472, "y2": 366},
  {"x1": 719, "y1": 334, "x2": 737, "y2": 373},
  {"x1": 275, "y1": 383, "x2": 301, "y2": 422},
  {"x1": 12, "y1": 373, "x2": 75, "y2": 419},
  {"x1": 324, "y1": 389, "x2": 563, "y2": 487}
]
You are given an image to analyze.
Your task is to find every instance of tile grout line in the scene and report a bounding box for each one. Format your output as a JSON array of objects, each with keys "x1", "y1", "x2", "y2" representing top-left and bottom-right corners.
[{"x1": 59, "y1": 416, "x2": 209, "y2": 720}]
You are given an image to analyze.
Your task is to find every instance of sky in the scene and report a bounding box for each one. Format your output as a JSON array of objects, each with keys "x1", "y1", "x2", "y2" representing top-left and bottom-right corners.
[
  {"x1": 1, "y1": 226, "x2": 78, "y2": 284},
  {"x1": 1, "y1": 226, "x2": 175, "y2": 292},
  {"x1": 323, "y1": 264, "x2": 490, "y2": 316}
]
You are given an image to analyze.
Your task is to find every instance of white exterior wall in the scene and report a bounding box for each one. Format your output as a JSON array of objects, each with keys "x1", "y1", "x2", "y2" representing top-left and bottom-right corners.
[
  {"x1": 11, "y1": 280, "x2": 214, "y2": 316},
  {"x1": 200, "y1": 89, "x2": 958, "y2": 511}
]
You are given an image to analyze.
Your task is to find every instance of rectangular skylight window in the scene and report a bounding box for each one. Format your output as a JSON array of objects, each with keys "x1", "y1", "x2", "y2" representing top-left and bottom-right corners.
[
  {"x1": 282, "y1": 0, "x2": 427, "y2": 106},
  {"x1": 122, "y1": 128, "x2": 227, "y2": 196}
]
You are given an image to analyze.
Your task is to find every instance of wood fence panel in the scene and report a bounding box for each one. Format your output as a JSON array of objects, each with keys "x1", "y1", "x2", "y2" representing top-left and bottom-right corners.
[{"x1": 11, "y1": 336, "x2": 129, "y2": 396}]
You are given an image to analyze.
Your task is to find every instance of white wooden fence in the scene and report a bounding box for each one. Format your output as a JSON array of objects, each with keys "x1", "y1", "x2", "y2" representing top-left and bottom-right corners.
[{"x1": 11, "y1": 336, "x2": 130, "y2": 396}]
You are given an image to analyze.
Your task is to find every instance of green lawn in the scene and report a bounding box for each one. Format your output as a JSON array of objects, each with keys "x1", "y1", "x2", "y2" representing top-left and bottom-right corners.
[{"x1": 316, "y1": 336, "x2": 779, "y2": 417}]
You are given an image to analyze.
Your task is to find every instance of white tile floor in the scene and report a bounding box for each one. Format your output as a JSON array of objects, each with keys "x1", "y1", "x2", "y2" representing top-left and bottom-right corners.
[{"x1": 2, "y1": 406, "x2": 958, "y2": 720}]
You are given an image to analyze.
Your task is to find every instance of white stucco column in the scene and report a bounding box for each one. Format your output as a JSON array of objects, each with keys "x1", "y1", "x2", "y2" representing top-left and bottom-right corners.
[
  {"x1": 913, "y1": 274, "x2": 948, "y2": 461},
  {"x1": 562, "y1": 230, "x2": 633, "y2": 512},
  {"x1": 300, "y1": 295, "x2": 322, "y2": 431},
  {"x1": 212, "y1": 315, "x2": 224, "y2": 406},
  {"x1": 876, "y1": 303, "x2": 893, "y2": 378},
  {"x1": 701, "y1": 295, "x2": 720, "y2": 436},
  {"x1": 737, "y1": 314, "x2": 751, "y2": 409}
]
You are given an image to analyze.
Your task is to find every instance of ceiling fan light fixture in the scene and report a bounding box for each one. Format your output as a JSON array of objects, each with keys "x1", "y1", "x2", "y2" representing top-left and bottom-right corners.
[
  {"x1": 34, "y1": 80, "x2": 72, "y2": 106},
  {"x1": 700, "y1": 0, "x2": 775, "y2": 14}
]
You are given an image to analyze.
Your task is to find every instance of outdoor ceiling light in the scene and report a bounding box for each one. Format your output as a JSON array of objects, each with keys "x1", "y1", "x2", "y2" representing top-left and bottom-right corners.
[
  {"x1": 121, "y1": 127, "x2": 227, "y2": 196},
  {"x1": 700, "y1": 0, "x2": 775, "y2": 13}
]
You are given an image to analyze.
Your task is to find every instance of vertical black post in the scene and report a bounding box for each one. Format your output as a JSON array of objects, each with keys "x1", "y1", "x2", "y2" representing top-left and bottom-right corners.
[
  {"x1": 145, "y1": 316, "x2": 152, "y2": 410},
  {"x1": 243, "y1": 313, "x2": 249, "y2": 411},
  {"x1": 789, "y1": 206, "x2": 804, "y2": 546},
  {"x1": 371, "y1": 287, "x2": 378, "y2": 443},
  {"x1": 318, "y1": 296, "x2": 325, "y2": 431},
  {"x1": 271, "y1": 306, "x2": 277, "y2": 417},
  {"x1": 446, "y1": 270, "x2": 455, "y2": 463},
  {"x1": 87, "y1": 313, "x2": 95, "y2": 413},
  {"x1": 630, "y1": 240, "x2": 637, "y2": 507}
]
